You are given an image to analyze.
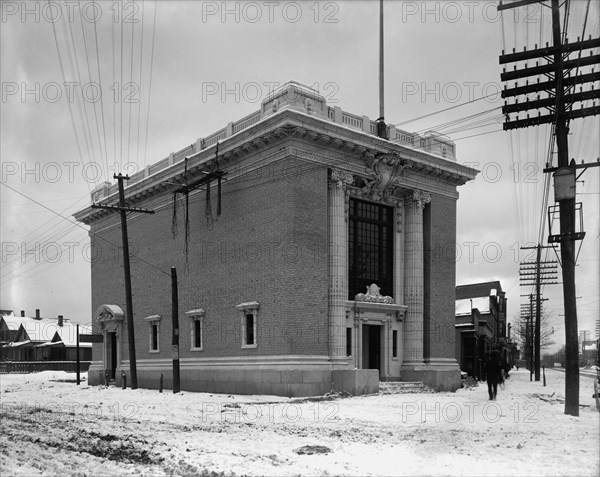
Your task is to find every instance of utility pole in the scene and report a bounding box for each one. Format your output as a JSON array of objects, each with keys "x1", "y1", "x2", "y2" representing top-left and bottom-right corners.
[
  {"x1": 92, "y1": 173, "x2": 155, "y2": 389},
  {"x1": 519, "y1": 244, "x2": 557, "y2": 380},
  {"x1": 498, "y1": 0, "x2": 600, "y2": 416},
  {"x1": 171, "y1": 267, "x2": 180, "y2": 394},
  {"x1": 529, "y1": 294, "x2": 534, "y2": 381}
]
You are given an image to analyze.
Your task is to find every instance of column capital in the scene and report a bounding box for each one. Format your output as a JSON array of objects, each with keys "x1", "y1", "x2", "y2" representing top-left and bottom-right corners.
[
  {"x1": 330, "y1": 169, "x2": 354, "y2": 187},
  {"x1": 405, "y1": 190, "x2": 431, "y2": 209}
]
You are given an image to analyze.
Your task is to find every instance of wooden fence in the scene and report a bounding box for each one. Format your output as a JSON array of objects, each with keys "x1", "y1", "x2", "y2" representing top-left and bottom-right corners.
[{"x1": 0, "y1": 361, "x2": 91, "y2": 374}]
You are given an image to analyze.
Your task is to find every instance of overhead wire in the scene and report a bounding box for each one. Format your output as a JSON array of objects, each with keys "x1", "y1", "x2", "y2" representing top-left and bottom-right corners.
[
  {"x1": 48, "y1": 0, "x2": 93, "y2": 194},
  {"x1": 78, "y1": 1, "x2": 107, "y2": 180},
  {"x1": 0, "y1": 182, "x2": 171, "y2": 279},
  {"x1": 91, "y1": 0, "x2": 110, "y2": 182},
  {"x1": 143, "y1": 0, "x2": 159, "y2": 168}
]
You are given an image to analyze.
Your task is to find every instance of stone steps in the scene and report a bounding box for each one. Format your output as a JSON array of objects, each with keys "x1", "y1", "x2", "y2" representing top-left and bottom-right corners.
[{"x1": 379, "y1": 381, "x2": 435, "y2": 394}]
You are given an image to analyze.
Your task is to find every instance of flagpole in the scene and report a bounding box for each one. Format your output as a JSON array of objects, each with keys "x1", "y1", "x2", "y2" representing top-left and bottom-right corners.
[
  {"x1": 379, "y1": 0, "x2": 384, "y2": 120},
  {"x1": 377, "y1": 0, "x2": 388, "y2": 139}
]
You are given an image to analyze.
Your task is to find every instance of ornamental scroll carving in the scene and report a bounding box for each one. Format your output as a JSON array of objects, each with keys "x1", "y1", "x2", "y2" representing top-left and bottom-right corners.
[
  {"x1": 355, "y1": 283, "x2": 395, "y2": 304},
  {"x1": 361, "y1": 153, "x2": 410, "y2": 203}
]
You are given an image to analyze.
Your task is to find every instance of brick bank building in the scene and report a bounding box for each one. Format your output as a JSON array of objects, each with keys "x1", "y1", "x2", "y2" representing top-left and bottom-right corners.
[{"x1": 75, "y1": 81, "x2": 476, "y2": 396}]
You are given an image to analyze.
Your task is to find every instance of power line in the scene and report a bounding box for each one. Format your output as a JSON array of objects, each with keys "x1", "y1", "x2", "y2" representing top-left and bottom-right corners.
[{"x1": 0, "y1": 182, "x2": 170, "y2": 279}]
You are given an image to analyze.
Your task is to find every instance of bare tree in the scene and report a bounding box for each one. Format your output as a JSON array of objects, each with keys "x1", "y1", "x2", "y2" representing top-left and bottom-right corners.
[{"x1": 513, "y1": 307, "x2": 556, "y2": 361}]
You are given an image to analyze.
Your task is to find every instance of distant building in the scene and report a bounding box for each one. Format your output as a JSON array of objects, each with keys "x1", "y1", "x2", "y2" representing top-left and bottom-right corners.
[
  {"x1": 75, "y1": 81, "x2": 476, "y2": 396},
  {"x1": 0, "y1": 312, "x2": 92, "y2": 363},
  {"x1": 455, "y1": 281, "x2": 508, "y2": 378}
]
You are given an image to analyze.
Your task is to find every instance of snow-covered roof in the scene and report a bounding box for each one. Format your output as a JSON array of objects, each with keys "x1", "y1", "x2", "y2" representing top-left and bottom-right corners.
[
  {"x1": 0, "y1": 314, "x2": 39, "y2": 331},
  {"x1": 455, "y1": 296, "x2": 490, "y2": 315},
  {"x1": 3, "y1": 340, "x2": 31, "y2": 348},
  {"x1": 1, "y1": 314, "x2": 92, "y2": 347},
  {"x1": 456, "y1": 281, "x2": 503, "y2": 300}
]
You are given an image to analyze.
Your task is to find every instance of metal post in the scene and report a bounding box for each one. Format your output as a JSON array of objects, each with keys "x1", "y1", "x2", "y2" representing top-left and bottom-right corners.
[
  {"x1": 543, "y1": 366, "x2": 546, "y2": 387},
  {"x1": 76, "y1": 323, "x2": 80, "y2": 385}
]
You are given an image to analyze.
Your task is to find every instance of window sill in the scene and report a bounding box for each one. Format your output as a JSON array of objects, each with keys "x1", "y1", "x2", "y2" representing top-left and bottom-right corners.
[
  {"x1": 190, "y1": 347, "x2": 204, "y2": 352},
  {"x1": 241, "y1": 344, "x2": 257, "y2": 349},
  {"x1": 149, "y1": 349, "x2": 160, "y2": 354}
]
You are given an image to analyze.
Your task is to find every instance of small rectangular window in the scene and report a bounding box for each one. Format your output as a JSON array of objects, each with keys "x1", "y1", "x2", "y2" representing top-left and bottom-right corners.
[
  {"x1": 151, "y1": 324, "x2": 158, "y2": 351},
  {"x1": 236, "y1": 302, "x2": 259, "y2": 349},
  {"x1": 145, "y1": 315, "x2": 161, "y2": 353},
  {"x1": 392, "y1": 330, "x2": 398, "y2": 358},
  {"x1": 245, "y1": 313, "x2": 254, "y2": 345},
  {"x1": 194, "y1": 319, "x2": 202, "y2": 348},
  {"x1": 186, "y1": 309, "x2": 205, "y2": 352},
  {"x1": 346, "y1": 328, "x2": 352, "y2": 356}
]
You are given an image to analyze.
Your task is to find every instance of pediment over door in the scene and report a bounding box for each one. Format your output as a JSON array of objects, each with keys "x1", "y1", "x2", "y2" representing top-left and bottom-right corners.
[{"x1": 95, "y1": 304, "x2": 124, "y2": 332}]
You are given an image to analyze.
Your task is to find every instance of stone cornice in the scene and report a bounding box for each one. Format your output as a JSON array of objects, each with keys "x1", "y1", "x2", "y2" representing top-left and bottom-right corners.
[{"x1": 75, "y1": 109, "x2": 475, "y2": 224}]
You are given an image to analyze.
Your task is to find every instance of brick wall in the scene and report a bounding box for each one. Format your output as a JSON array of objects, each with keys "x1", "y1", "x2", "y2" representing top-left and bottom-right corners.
[
  {"x1": 89, "y1": 153, "x2": 329, "y2": 364},
  {"x1": 423, "y1": 193, "x2": 457, "y2": 360}
]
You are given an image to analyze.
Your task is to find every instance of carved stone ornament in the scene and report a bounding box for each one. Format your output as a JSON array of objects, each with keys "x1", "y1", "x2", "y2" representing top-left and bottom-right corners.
[
  {"x1": 95, "y1": 304, "x2": 124, "y2": 322},
  {"x1": 355, "y1": 283, "x2": 395, "y2": 304},
  {"x1": 362, "y1": 153, "x2": 409, "y2": 202},
  {"x1": 330, "y1": 169, "x2": 354, "y2": 187},
  {"x1": 405, "y1": 190, "x2": 432, "y2": 209}
]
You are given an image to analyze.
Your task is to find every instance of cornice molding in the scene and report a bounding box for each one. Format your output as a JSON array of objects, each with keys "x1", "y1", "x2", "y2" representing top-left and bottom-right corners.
[{"x1": 76, "y1": 117, "x2": 471, "y2": 224}]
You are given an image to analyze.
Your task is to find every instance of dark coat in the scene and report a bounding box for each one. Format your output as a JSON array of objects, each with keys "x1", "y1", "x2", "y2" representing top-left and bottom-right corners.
[{"x1": 485, "y1": 351, "x2": 503, "y2": 384}]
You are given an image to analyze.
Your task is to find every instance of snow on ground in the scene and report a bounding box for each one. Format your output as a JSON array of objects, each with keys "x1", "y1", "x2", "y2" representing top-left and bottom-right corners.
[{"x1": 0, "y1": 368, "x2": 598, "y2": 476}]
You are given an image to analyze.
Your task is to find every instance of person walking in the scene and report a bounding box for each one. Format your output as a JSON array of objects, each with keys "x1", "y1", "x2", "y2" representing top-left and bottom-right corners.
[{"x1": 485, "y1": 349, "x2": 502, "y2": 400}]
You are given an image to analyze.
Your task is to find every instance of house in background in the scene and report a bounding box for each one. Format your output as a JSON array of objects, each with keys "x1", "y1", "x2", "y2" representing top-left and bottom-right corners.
[
  {"x1": 455, "y1": 281, "x2": 507, "y2": 378},
  {"x1": 75, "y1": 80, "x2": 476, "y2": 396},
  {"x1": 0, "y1": 311, "x2": 92, "y2": 365}
]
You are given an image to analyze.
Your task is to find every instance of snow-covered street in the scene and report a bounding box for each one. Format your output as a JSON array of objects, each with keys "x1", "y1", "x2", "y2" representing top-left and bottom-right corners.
[{"x1": 1, "y1": 368, "x2": 598, "y2": 476}]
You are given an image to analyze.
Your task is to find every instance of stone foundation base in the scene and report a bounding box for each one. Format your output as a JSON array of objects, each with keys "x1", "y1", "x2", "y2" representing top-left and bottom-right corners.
[
  {"x1": 332, "y1": 369, "x2": 379, "y2": 395},
  {"x1": 401, "y1": 359, "x2": 461, "y2": 392},
  {"x1": 87, "y1": 363, "x2": 379, "y2": 397}
]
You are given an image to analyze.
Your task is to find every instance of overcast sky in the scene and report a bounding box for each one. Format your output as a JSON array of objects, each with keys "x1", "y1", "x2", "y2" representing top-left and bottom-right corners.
[{"x1": 1, "y1": 1, "x2": 599, "y2": 353}]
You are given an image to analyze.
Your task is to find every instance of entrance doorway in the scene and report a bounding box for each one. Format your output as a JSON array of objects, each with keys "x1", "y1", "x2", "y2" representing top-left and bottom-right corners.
[
  {"x1": 362, "y1": 325, "x2": 382, "y2": 375},
  {"x1": 107, "y1": 332, "x2": 117, "y2": 380}
]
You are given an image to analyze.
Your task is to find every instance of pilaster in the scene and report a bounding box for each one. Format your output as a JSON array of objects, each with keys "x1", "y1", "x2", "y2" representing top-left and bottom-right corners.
[
  {"x1": 328, "y1": 169, "x2": 353, "y2": 363},
  {"x1": 402, "y1": 191, "x2": 430, "y2": 367}
]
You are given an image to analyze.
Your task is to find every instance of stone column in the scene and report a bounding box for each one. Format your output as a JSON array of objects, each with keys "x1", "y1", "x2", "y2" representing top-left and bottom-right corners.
[
  {"x1": 402, "y1": 191, "x2": 430, "y2": 366},
  {"x1": 328, "y1": 169, "x2": 353, "y2": 362}
]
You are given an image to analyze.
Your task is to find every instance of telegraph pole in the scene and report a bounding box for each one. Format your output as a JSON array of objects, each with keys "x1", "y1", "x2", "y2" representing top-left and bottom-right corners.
[
  {"x1": 519, "y1": 244, "x2": 558, "y2": 380},
  {"x1": 171, "y1": 267, "x2": 180, "y2": 394},
  {"x1": 92, "y1": 173, "x2": 155, "y2": 389},
  {"x1": 498, "y1": 0, "x2": 600, "y2": 416}
]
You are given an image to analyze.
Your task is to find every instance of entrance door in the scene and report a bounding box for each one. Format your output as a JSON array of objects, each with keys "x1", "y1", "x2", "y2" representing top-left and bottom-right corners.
[
  {"x1": 362, "y1": 325, "x2": 382, "y2": 375},
  {"x1": 107, "y1": 332, "x2": 117, "y2": 380}
]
